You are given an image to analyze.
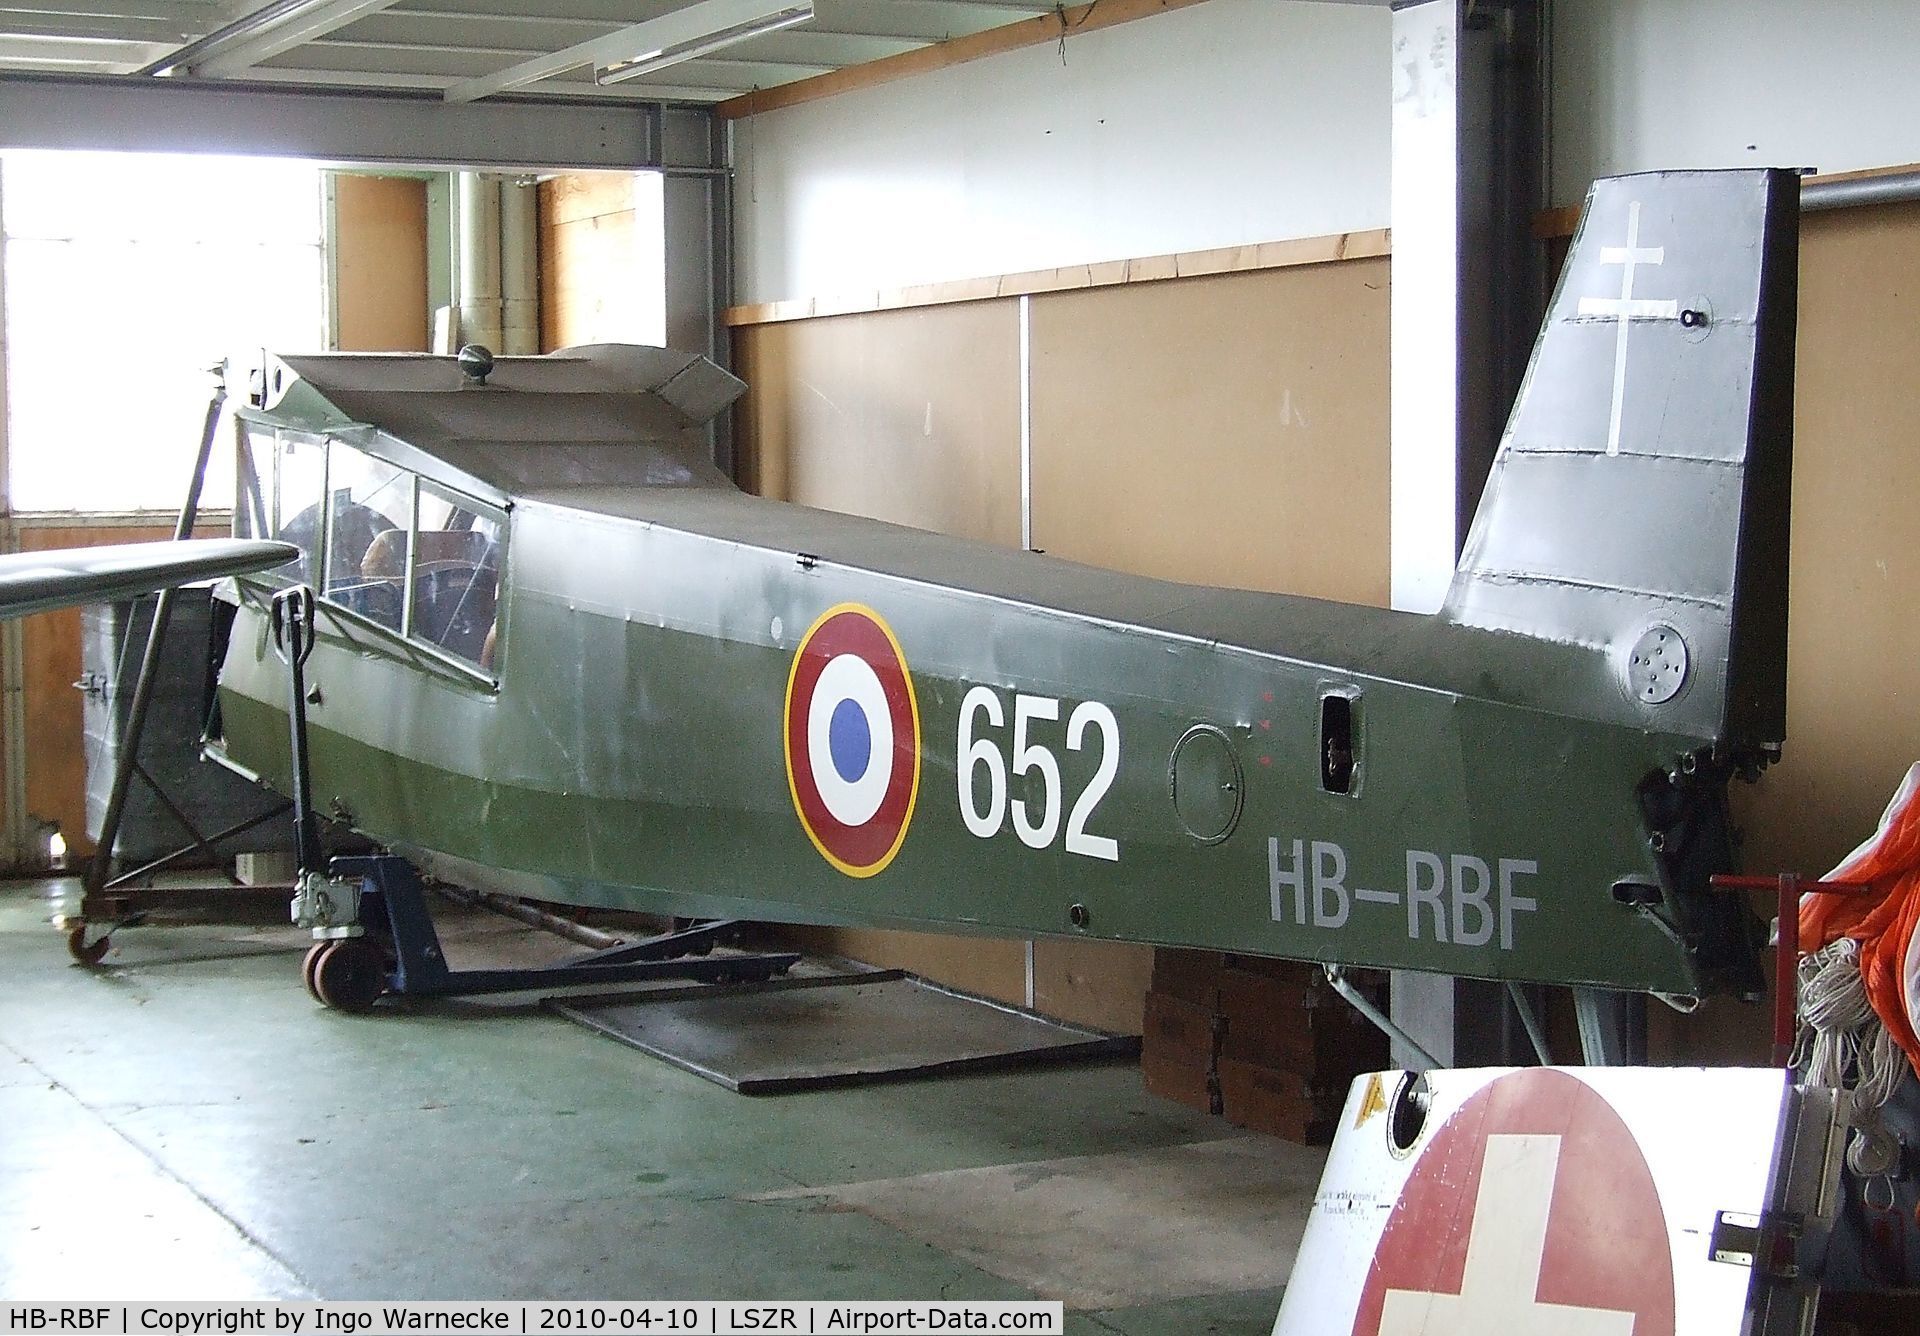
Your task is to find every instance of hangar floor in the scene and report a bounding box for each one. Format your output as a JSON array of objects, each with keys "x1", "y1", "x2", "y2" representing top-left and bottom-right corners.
[{"x1": 0, "y1": 880, "x2": 1316, "y2": 1334}]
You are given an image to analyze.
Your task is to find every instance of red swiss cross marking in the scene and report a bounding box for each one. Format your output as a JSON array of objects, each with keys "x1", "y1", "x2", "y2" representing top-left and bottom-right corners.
[{"x1": 1353, "y1": 1067, "x2": 1676, "y2": 1336}]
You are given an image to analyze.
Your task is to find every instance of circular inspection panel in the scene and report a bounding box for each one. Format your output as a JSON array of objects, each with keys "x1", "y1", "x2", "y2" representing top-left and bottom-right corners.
[
  {"x1": 1624, "y1": 623, "x2": 1690, "y2": 705},
  {"x1": 1168, "y1": 724, "x2": 1244, "y2": 845}
]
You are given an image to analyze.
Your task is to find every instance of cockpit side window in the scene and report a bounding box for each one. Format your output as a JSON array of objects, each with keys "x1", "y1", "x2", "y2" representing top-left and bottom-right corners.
[
  {"x1": 412, "y1": 480, "x2": 505, "y2": 673},
  {"x1": 321, "y1": 443, "x2": 411, "y2": 633},
  {"x1": 273, "y1": 432, "x2": 327, "y2": 586},
  {"x1": 235, "y1": 423, "x2": 273, "y2": 543},
  {"x1": 237, "y1": 427, "x2": 505, "y2": 682}
]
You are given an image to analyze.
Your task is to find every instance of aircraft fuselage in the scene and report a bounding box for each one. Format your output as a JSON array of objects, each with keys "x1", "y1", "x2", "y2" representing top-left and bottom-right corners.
[{"x1": 212, "y1": 484, "x2": 1750, "y2": 998}]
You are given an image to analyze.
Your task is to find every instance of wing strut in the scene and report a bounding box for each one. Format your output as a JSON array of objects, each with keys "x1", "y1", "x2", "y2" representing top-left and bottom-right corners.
[{"x1": 72, "y1": 375, "x2": 235, "y2": 962}]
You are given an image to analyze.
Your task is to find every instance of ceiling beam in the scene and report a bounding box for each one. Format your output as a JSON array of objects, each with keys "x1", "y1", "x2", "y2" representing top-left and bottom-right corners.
[
  {"x1": 0, "y1": 70, "x2": 703, "y2": 167},
  {"x1": 714, "y1": 0, "x2": 1210, "y2": 119},
  {"x1": 0, "y1": 13, "x2": 191, "y2": 41},
  {"x1": 231, "y1": 62, "x2": 722, "y2": 100},
  {"x1": 237, "y1": 63, "x2": 731, "y2": 101},
  {"x1": 0, "y1": 0, "x2": 206, "y2": 19},
  {"x1": 0, "y1": 31, "x2": 157, "y2": 62},
  {"x1": 340, "y1": 11, "x2": 921, "y2": 67},
  {"x1": 443, "y1": 0, "x2": 808, "y2": 104},
  {"x1": 190, "y1": 0, "x2": 404, "y2": 75}
]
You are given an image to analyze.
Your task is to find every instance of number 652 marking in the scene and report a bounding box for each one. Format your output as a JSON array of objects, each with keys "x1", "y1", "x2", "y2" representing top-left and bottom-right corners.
[{"x1": 957, "y1": 686, "x2": 1120, "y2": 861}]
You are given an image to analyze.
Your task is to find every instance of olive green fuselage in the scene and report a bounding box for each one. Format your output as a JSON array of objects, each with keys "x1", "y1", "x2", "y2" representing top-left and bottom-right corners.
[{"x1": 214, "y1": 485, "x2": 1753, "y2": 997}]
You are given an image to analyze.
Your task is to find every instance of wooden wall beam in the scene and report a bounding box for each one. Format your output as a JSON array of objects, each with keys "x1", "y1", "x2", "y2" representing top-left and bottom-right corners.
[
  {"x1": 1534, "y1": 160, "x2": 1920, "y2": 238},
  {"x1": 714, "y1": 0, "x2": 1211, "y2": 121},
  {"x1": 725, "y1": 226, "x2": 1391, "y2": 327}
]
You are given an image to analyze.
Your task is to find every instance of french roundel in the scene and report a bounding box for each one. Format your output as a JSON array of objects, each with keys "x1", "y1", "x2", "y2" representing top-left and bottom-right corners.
[{"x1": 784, "y1": 604, "x2": 921, "y2": 877}]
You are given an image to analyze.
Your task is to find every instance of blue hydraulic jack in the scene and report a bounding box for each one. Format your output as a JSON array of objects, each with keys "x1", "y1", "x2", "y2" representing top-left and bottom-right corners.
[
  {"x1": 302, "y1": 855, "x2": 801, "y2": 1013},
  {"x1": 268, "y1": 585, "x2": 800, "y2": 1013}
]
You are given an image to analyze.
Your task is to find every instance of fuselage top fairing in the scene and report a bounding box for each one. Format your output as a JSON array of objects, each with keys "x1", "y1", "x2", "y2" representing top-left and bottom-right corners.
[{"x1": 209, "y1": 170, "x2": 1798, "y2": 1000}]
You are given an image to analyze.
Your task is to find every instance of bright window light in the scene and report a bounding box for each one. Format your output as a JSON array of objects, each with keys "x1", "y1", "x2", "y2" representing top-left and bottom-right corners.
[{"x1": 1, "y1": 150, "x2": 325, "y2": 514}]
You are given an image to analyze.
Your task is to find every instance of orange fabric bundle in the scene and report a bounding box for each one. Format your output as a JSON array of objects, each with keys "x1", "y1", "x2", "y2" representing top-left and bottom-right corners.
[{"x1": 1800, "y1": 764, "x2": 1920, "y2": 1080}]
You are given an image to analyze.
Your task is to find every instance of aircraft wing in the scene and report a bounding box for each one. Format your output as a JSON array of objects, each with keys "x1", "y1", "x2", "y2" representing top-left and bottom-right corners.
[{"x1": 0, "y1": 538, "x2": 298, "y2": 620}]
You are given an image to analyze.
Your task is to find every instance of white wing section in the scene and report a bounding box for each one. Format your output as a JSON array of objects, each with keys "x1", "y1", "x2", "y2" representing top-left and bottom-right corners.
[{"x1": 0, "y1": 538, "x2": 298, "y2": 620}]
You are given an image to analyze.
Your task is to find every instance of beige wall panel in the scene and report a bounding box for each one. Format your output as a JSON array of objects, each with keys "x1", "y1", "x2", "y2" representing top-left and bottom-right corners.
[
  {"x1": 1667, "y1": 201, "x2": 1920, "y2": 1064},
  {"x1": 1032, "y1": 938, "x2": 1156, "y2": 1034},
  {"x1": 736, "y1": 300, "x2": 1030, "y2": 1006},
  {"x1": 542, "y1": 173, "x2": 636, "y2": 227},
  {"x1": 538, "y1": 174, "x2": 663, "y2": 353},
  {"x1": 736, "y1": 303, "x2": 1025, "y2": 547},
  {"x1": 540, "y1": 208, "x2": 636, "y2": 352},
  {"x1": 793, "y1": 926, "x2": 1031, "y2": 1004},
  {"x1": 332, "y1": 175, "x2": 428, "y2": 353},
  {"x1": 1029, "y1": 258, "x2": 1391, "y2": 603},
  {"x1": 731, "y1": 320, "x2": 788, "y2": 498}
]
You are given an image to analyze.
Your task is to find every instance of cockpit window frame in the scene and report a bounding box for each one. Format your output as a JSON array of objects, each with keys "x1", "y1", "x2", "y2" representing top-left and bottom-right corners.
[{"x1": 235, "y1": 423, "x2": 509, "y2": 691}]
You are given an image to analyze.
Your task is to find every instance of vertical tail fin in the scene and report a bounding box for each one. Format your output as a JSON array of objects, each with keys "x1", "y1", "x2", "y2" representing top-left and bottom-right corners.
[{"x1": 1442, "y1": 169, "x2": 1800, "y2": 755}]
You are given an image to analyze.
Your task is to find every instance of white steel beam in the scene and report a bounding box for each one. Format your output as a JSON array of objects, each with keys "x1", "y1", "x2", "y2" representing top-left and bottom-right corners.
[
  {"x1": 443, "y1": 0, "x2": 809, "y2": 104},
  {"x1": 0, "y1": 14, "x2": 193, "y2": 43},
  {"x1": 234, "y1": 63, "x2": 731, "y2": 101},
  {"x1": 189, "y1": 0, "x2": 402, "y2": 75},
  {"x1": 0, "y1": 71, "x2": 708, "y2": 170},
  {"x1": 0, "y1": 32, "x2": 161, "y2": 64}
]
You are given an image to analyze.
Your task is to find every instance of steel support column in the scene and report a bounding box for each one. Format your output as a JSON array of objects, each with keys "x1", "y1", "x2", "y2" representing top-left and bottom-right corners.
[
  {"x1": 0, "y1": 162, "x2": 23, "y2": 871},
  {"x1": 1387, "y1": 0, "x2": 1554, "y2": 1069},
  {"x1": 665, "y1": 112, "x2": 734, "y2": 475}
]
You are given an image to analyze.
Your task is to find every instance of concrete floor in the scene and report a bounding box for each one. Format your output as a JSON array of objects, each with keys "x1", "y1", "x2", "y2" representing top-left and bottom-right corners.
[{"x1": 0, "y1": 879, "x2": 1317, "y2": 1333}]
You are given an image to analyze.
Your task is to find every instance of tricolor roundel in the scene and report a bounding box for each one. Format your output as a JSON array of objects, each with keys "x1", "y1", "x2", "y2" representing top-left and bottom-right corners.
[{"x1": 784, "y1": 604, "x2": 921, "y2": 877}]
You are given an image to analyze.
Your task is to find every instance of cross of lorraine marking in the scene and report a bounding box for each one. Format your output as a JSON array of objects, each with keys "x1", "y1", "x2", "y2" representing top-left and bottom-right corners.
[{"x1": 1577, "y1": 200, "x2": 1680, "y2": 456}]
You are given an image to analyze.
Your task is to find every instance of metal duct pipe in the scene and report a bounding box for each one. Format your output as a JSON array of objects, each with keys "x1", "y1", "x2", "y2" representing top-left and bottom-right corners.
[
  {"x1": 1802, "y1": 169, "x2": 1920, "y2": 212},
  {"x1": 439, "y1": 885, "x2": 625, "y2": 950},
  {"x1": 455, "y1": 171, "x2": 503, "y2": 352},
  {"x1": 499, "y1": 179, "x2": 539, "y2": 355}
]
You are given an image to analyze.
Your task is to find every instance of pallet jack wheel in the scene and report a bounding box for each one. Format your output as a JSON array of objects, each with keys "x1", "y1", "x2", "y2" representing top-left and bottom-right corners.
[
  {"x1": 301, "y1": 941, "x2": 327, "y2": 1002},
  {"x1": 310, "y1": 938, "x2": 386, "y2": 1013},
  {"x1": 66, "y1": 927, "x2": 110, "y2": 967}
]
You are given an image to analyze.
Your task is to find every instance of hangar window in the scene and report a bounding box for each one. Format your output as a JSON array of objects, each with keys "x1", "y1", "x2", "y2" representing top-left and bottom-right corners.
[{"x1": 0, "y1": 151, "x2": 325, "y2": 513}]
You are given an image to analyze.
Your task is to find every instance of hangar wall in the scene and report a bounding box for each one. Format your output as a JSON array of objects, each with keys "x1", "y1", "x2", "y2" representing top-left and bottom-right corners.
[
  {"x1": 1551, "y1": 0, "x2": 1920, "y2": 203},
  {"x1": 730, "y1": 0, "x2": 1390, "y2": 306}
]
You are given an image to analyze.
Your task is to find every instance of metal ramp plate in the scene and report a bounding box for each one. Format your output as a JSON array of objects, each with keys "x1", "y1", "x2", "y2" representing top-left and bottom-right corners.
[
  {"x1": 1272, "y1": 1065, "x2": 1841, "y2": 1336},
  {"x1": 547, "y1": 971, "x2": 1139, "y2": 1094}
]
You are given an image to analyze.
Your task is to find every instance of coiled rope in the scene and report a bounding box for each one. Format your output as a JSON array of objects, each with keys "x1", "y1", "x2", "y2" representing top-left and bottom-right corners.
[{"x1": 1799, "y1": 936, "x2": 1904, "y2": 1110}]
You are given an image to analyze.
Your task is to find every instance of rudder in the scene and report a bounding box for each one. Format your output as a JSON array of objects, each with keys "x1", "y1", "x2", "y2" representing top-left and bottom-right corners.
[{"x1": 1442, "y1": 168, "x2": 1800, "y2": 757}]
